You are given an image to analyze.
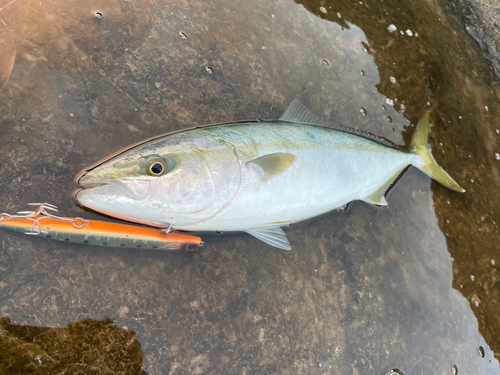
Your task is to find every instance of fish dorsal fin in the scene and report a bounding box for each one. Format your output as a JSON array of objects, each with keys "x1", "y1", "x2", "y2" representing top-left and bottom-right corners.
[
  {"x1": 362, "y1": 165, "x2": 408, "y2": 206},
  {"x1": 245, "y1": 226, "x2": 291, "y2": 250},
  {"x1": 279, "y1": 99, "x2": 329, "y2": 126},
  {"x1": 246, "y1": 152, "x2": 297, "y2": 180},
  {"x1": 279, "y1": 100, "x2": 398, "y2": 148}
]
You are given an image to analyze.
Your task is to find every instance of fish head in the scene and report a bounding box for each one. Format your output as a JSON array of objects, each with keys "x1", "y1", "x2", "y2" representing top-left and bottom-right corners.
[{"x1": 75, "y1": 132, "x2": 242, "y2": 228}]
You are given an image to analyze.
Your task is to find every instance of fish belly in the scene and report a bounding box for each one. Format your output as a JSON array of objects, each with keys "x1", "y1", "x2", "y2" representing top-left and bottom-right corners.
[{"x1": 180, "y1": 123, "x2": 412, "y2": 231}]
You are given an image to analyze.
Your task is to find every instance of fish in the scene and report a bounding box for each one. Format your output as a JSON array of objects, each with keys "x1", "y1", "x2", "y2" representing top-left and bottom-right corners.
[
  {"x1": 0, "y1": 204, "x2": 202, "y2": 251},
  {"x1": 74, "y1": 100, "x2": 464, "y2": 250}
]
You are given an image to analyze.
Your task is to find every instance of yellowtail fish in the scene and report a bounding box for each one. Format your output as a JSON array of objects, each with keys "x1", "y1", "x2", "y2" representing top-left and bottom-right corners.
[
  {"x1": 74, "y1": 100, "x2": 464, "y2": 250},
  {"x1": 0, "y1": 203, "x2": 201, "y2": 251}
]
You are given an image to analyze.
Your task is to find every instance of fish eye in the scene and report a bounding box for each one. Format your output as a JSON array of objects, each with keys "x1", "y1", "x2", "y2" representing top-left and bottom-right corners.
[
  {"x1": 145, "y1": 156, "x2": 170, "y2": 176},
  {"x1": 150, "y1": 163, "x2": 163, "y2": 174}
]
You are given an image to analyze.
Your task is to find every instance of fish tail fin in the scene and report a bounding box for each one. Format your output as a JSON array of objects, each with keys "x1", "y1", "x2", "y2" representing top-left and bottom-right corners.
[{"x1": 409, "y1": 111, "x2": 465, "y2": 193}]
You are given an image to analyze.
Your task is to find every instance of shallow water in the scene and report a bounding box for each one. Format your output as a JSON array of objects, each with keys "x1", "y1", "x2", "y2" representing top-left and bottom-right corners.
[{"x1": 1, "y1": 0, "x2": 500, "y2": 374}]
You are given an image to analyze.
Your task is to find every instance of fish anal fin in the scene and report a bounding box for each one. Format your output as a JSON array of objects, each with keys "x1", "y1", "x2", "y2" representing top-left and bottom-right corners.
[
  {"x1": 362, "y1": 189, "x2": 388, "y2": 206},
  {"x1": 246, "y1": 152, "x2": 297, "y2": 180},
  {"x1": 245, "y1": 226, "x2": 291, "y2": 250},
  {"x1": 279, "y1": 99, "x2": 328, "y2": 126},
  {"x1": 362, "y1": 166, "x2": 407, "y2": 206}
]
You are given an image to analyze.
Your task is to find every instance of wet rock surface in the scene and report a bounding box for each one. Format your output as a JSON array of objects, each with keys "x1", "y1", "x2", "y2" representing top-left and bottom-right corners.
[
  {"x1": 1, "y1": 0, "x2": 500, "y2": 374},
  {"x1": 448, "y1": 0, "x2": 500, "y2": 81}
]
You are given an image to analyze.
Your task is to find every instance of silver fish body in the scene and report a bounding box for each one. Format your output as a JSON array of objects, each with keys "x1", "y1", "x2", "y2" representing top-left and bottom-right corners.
[{"x1": 75, "y1": 100, "x2": 464, "y2": 249}]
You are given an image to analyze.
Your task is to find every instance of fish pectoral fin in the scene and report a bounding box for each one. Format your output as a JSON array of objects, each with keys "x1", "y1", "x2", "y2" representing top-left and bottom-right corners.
[
  {"x1": 246, "y1": 153, "x2": 297, "y2": 180},
  {"x1": 245, "y1": 226, "x2": 291, "y2": 250},
  {"x1": 362, "y1": 167, "x2": 407, "y2": 206},
  {"x1": 279, "y1": 99, "x2": 329, "y2": 126}
]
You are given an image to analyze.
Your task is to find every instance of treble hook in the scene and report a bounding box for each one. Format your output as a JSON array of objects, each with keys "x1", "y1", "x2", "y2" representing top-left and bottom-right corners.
[{"x1": 0, "y1": 203, "x2": 90, "y2": 235}]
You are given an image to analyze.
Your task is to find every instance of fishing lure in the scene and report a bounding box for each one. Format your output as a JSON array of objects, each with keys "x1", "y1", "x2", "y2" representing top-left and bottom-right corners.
[{"x1": 0, "y1": 203, "x2": 202, "y2": 251}]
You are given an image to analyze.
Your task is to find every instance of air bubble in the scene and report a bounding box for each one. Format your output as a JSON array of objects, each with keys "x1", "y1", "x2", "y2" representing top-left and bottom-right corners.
[
  {"x1": 179, "y1": 31, "x2": 188, "y2": 39},
  {"x1": 323, "y1": 59, "x2": 330, "y2": 66},
  {"x1": 479, "y1": 346, "x2": 485, "y2": 358},
  {"x1": 388, "y1": 369, "x2": 404, "y2": 375},
  {"x1": 390, "y1": 76, "x2": 396, "y2": 84},
  {"x1": 360, "y1": 70, "x2": 365, "y2": 76},
  {"x1": 496, "y1": 129, "x2": 499, "y2": 134},
  {"x1": 337, "y1": 12, "x2": 342, "y2": 18},
  {"x1": 359, "y1": 107, "x2": 367, "y2": 116},
  {"x1": 155, "y1": 82, "x2": 161, "y2": 88},
  {"x1": 492, "y1": 259, "x2": 495, "y2": 265},
  {"x1": 335, "y1": 346, "x2": 340, "y2": 353},
  {"x1": 205, "y1": 66, "x2": 214, "y2": 74},
  {"x1": 386, "y1": 98, "x2": 394, "y2": 106},
  {"x1": 387, "y1": 116, "x2": 393, "y2": 123},
  {"x1": 452, "y1": 365, "x2": 458, "y2": 375},
  {"x1": 495, "y1": 153, "x2": 499, "y2": 160},
  {"x1": 406, "y1": 29, "x2": 413, "y2": 36},
  {"x1": 319, "y1": 6, "x2": 327, "y2": 13},
  {"x1": 470, "y1": 275, "x2": 475, "y2": 281},
  {"x1": 95, "y1": 11, "x2": 103, "y2": 19},
  {"x1": 485, "y1": 106, "x2": 489, "y2": 111},
  {"x1": 475, "y1": 301, "x2": 479, "y2": 307},
  {"x1": 388, "y1": 24, "x2": 397, "y2": 33},
  {"x1": 69, "y1": 113, "x2": 74, "y2": 117}
]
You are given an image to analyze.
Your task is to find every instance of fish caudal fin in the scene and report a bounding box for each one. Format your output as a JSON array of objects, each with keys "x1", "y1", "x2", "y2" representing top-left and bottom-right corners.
[{"x1": 409, "y1": 111, "x2": 465, "y2": 192}]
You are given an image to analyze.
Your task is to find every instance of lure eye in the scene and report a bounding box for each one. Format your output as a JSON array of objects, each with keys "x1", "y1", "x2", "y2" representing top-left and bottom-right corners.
[{"x1": 145, "y1": 156, "x2": 170, "y2": 176}]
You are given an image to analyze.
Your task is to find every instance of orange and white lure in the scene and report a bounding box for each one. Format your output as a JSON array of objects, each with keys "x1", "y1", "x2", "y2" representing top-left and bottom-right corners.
[{"x1": 0, "y1": 203, "x2": 202, "y2": 251}]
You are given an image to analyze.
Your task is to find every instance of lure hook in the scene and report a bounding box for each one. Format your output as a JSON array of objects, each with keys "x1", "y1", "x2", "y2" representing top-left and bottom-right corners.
[{"x1": 1, "y1": 203, "x2": 91, "y2": 234}]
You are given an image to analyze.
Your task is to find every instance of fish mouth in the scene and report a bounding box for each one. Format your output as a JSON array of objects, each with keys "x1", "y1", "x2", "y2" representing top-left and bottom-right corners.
[
  {"x1": 74, "y1": 177, "x2": 151, "y2": 202},
  {"x1": 78, "y1": 179, "x2": 108, "y2": 189},
  {"x1": 73, "y1": 174, "x2": 109, "y2": 203}
]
